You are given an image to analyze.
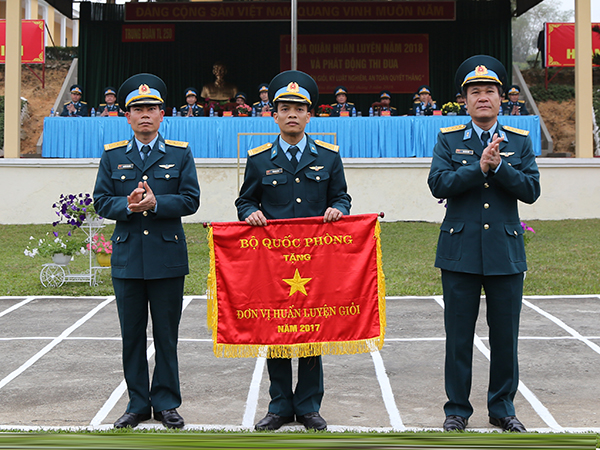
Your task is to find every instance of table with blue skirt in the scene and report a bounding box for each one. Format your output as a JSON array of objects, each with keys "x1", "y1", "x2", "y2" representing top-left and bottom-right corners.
[{"x1": 41, "y1": 115, "x2": 542, "y2": 158}]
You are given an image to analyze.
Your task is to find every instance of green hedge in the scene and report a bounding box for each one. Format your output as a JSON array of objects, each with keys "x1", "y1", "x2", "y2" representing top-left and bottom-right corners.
[
  {"x1": 529, "y1": 84, "x2": 576, "y2": 103},
  {"x1": 45, "y1": 46, "x2": 78, "y2": 61}
]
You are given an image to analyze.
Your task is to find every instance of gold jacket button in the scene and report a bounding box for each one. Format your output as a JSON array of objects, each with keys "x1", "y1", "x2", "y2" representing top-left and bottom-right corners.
[
  {"x1": 484, "y1": 224, "x2": 490, "y2": 230},
  {"x1": 450, "y1": 228, "x2": 454, "y2": 234},
  {"x1": 142, "y1": 175, "x2": 148, "y2": 181},
  {"x1": 316, "y1": 176, "x2": 321, "y2": 181},
  {"x1": 484, "y1": 203, "x2": 489, "y2": 209},
  {"x1": 272, "y1": 180, "x2": 277, "y2": 185},
  {"x1": 462, "y1": 160, "x2": 467, "y2": 165},
  {"x1": 514, "y1": 230, "x2": 518, "y2": 236},
  {"x1": 175, "y1": 235, "x2": 178, "y2": 240},
  {"x1": 484, "y1": 183, "x2": 490, "y2": 188},
  {"x1": 143, "y1": 211, "x2": 148, "y2": 217},
  {"x1": 165, "y1": 174, "x2": 170, "y2": 179},
  {"x1": 116, "y1": 236, "x2": 120, "y2": 241},
  {"x1": 508, "y1": 163, "x2": 512, "y2": 166},
  {"x1": 296, "y1": 198, "x2": 302, "y2": 203},
  {"x1": 121, "y1": 175, "x2": 126, "y2": 180},
  {"x1": 295, "y1": 178, "x2": 300, "y2": 183},
  {"x1": 143, "y1": 230, "x2": 149, "y2": 235},
  {"x1": 143, "y1": 193, "x2": 147, "y2": 198}
]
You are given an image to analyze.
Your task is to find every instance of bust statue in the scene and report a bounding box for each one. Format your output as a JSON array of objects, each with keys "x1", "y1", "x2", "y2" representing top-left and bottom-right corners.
[{"x1": 201, "y1": 62, "x2": 238, "y2": 102}]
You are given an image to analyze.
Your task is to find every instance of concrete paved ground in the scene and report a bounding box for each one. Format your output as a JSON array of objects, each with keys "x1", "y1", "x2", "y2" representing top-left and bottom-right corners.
[{"x1": 0, "y1": 295, "x2": 599, "y2": 432}]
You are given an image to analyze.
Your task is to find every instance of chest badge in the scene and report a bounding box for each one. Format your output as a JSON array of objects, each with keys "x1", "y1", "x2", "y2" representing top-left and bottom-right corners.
[
  {"x1": 266, "y1": 168, "x2": 283, "y2": 175},
  {"x1": 455, "y1": 149, "x2": 473, "y2": 155},
  {"x1": 309, "y1": 166, "x2": 325, "y2": 171},
  {"x1": 118, "y1": 164, "x2": 134, "y2": 170},
  {"x1": 499, "y1": 152, "x2": 515, "y2": 157},
  {"x1": 159, "y1": 164, "x2": 175, "y2": 169}
]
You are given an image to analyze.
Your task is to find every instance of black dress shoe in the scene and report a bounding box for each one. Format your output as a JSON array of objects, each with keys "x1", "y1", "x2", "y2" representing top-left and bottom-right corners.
[
  {"x1": 113, "y1": 412, "x2": 151, "y2": 429},
  {"x1": 154, "y1": 408, "x2": 185, "y2": 429},
  {"x1": 254, "y1": 412, "x2": 294, "y2": 430},
  {"x1": 443, "y1": 415, "x2": 468, "y2": 431},
  {"x1": 489, "y1": 416, "x2": 527, "y2": 432},
  {"x1": 296, "y1": 412, "x2": 327, "y2": 430}
]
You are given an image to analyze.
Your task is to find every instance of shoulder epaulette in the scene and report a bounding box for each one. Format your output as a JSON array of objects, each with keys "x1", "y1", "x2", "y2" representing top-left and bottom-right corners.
[
  {"x1": 501, "y1": 99, "x2": 509, "y2": 103},
  {"x1": 348, "y1": 102, "x2": 355, "y2": 106},
  {"x1": 503, "y1": 125, "x2": 529, "y2": 136},
  {"x1": 104, "y1": 140, "x2": 129, "y2": 151},
  {"x1": 330, "y1": 103, "x2": 337, "y2": 107},
  {"x1": 518, "y1": 100, "x2": 526, "y2": 104},
  {"x1": 99, "y1": 103, "x2": 107, "y2": 106},
  {"x1": 440, "y1": 124, "x2": 467, "y2": 133},
  {"x1": 81, "y1": 101, "x2": 87, "y2": 104},
  {"x1": 248, "y1": 142, "x2": 273, "y2": 156},
  {"x1": 252, "y1": 101, "x2": 260, "y2": 106},
  {"x1": 315, "y1": 140, "x2": 339, "y2": 152},
  {"x1": 64, "y1": 101, "x2": 71, "y2": 105},
  {"x1": 180, "y1": 105, "x2": 187, "y2": 109},
  {"x1": 165, "y1": 139, "x2": 189, "y2": 148}
]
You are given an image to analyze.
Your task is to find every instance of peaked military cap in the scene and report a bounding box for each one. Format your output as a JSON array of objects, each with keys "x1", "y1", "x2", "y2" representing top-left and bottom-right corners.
[
  {"x1": 235, "y1": 92, "x2": 247, "y2": 101},
  {"x1": 185, "y1": 87, "x2": 198, "y2": 98},
  {"x1": 418, "y1": 85, "x2": 431, "y2": 95},
  {"x1": 455, "y1": 55, "x2": 507, "y2": 92},
  {"x1": 258, "y1": 83, "x2": 269, "y2": 93},
  {"x1": 334, "y1": 86, "x2": 348, "y2": 96},
  {"x1": 380, "y1": 90, "x2": 392, "y2": 99},
  {"x1": 413, "y1": 92, "x2": 420, "y2": 101},
  {"x1": 103, "y1": 87, "x2": 116, "y2": 97},
  {"x1": 70, "y1": 84, "x2": 83, "y2": 95},
  {"x1": 118, "y1": 73, "x2": 167, "y2": 109},
  {"x1": 507, "y1": 84, "x2": 521, "y2": 95},
  {"x1": 268, "y1": 70, "x2": 319, "y2": 110}
]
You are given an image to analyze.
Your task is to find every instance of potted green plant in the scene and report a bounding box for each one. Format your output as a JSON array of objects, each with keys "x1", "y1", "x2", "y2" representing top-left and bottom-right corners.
[
  {"x1": 24, "y1": 231, "x2": 86, "y2": 265},
  {"x1": 441, "y1": 102, "x2": 461, "y2": 116},
  {"x1": 52, "y1": 193, "x2": 102, "y2": 228},
  {"x1": 87, "y1": 233, "x2": 113, "y2": 267}
]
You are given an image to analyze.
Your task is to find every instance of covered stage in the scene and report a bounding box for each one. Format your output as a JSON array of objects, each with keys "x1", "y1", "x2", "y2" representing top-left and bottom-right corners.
[{"x1": 42, "y1": 115, "x2": 542, "y2": 159}]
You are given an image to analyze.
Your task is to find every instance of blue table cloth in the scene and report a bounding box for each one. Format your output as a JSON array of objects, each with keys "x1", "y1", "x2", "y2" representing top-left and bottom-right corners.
[{"x1": 42, "y1": 115, "x2": 541, "y2": 158}]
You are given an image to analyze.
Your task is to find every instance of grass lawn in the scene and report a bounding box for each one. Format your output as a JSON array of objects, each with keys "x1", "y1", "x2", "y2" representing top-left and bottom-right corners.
[{"x1": 2, "y1": 219, "x2": 599, "y2": 297}]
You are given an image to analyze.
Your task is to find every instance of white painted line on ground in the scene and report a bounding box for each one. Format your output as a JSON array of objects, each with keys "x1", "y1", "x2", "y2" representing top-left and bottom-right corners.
[
  {"x1": 89, "y1": 296, "x2": 195, "y2": 427},
  {"x1": 523, "y1": 298, "x2": 600, "y2": 356},
  {"x1": 0, "y1": 296, "x2": 115, "y2": 391},
  {"x1": 370, "y1": 350, "x2": 406, "y2": 431},
  {"x1": 432, "y1": 296, "x2": 564, "y2": 432},
  {"x1": 0, "y1": 296, "x2": 36, "y2": 318},
  {"x1": 241, "y1": 356, "x2": 266, "y2": 427}
]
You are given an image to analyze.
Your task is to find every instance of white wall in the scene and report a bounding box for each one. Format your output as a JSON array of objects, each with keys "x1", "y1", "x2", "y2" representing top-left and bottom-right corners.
[{"x1": 1, "y1": 158, "x2": 599, "y2": 225}]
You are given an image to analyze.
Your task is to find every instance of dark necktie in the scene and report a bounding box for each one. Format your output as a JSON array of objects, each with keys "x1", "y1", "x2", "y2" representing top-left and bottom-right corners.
[
  {"x1": 141, "y1": 145, "x2": 151, "y2": 160},
  {"x1": 481, "y1": 131, "x2": 490, "y2": 148},
  {"x1": 288, "y1": 145, "x2": 299, "y2": 169}
]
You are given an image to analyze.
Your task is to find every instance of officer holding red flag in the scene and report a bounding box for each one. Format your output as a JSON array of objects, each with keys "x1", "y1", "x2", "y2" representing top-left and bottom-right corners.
[{"x1": 235, "y1": 70, "x2": 352, "y2": 431}]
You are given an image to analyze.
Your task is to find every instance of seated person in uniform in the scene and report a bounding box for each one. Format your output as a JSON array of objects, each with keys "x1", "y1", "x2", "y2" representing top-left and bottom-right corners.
[
  {"x1": 235, "y1": 92, "x2": 247, "y2": 106},
  {"x1": 456, "y1": 92, "x2": 468, "y2": 116},
  {"x1": 252, "y1": 83, "x2": 273, "y2": 116},
  {"x1": 406, "y1": 92, "x2": 420, "y2": 115},
  {"x1": 180, "y1": 87, "x2": 204, "y2": 117},
  {"x1": 330, "y1": 86, "x2": 356, "y2": 116},
  {"x1": 98, "y1": 87, "x2": 124, "y2": 117},
  {"x1": 501, "y1": 85, "x2": 529, "y2": 115},
  {"x1": 60, "y1": 84, "x2": 89, "y2": 117},
  {"x1": 374, "y1": 90, "x2": 398, "y2": 116},
  {"x1": 413, "y1": 85, "x2": 438, "y2": 115}
]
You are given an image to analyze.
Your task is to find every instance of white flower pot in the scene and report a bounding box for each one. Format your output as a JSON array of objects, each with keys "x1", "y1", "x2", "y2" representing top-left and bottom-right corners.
[{"x1": 52, "y1": 253, "x2": 72, "y2": 265}]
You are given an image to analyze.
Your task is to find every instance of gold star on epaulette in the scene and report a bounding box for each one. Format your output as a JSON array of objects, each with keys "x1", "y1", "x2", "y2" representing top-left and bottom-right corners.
[
  {"x1": 104, "y1": 140, "x2": 129, "y2": 151},
  {"x1": 247, "y1": 142, "x2": 273, "y2": 156},
  {"x1": 503, "y1": 126, "x2": 529, "y2": 136},
  {"x1": 314, "y1": 140, "x2": 339, "y2": 152},
  {"x1": 440, "y1": 124, "x2": 467, "y2": 133},
  {"x1": 165, "y1": 139, "x2": 189, "y2": 148}
]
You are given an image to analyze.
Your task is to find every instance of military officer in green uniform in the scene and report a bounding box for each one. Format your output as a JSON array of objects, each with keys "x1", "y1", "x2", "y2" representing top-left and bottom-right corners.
[
  {"x1": 98, "y1": 87, "x2": 124, "y2": 117},
  {"x1": 180, "y1": 87, "x2": 204, "y2": 117},
  {"x1": 330, "y1": 86, "x2": 356, "y2": 116},
  {"x1": 501, "y1": 85, "x2": 529, "y2": 116},
  {"x1": 236, "y1": 70, "x2": 351, "y2": 431},
  {"x1": 60, "y1": 84, "x2": 88, "y2": 117},
  {"x1": 428, "y1": 55, "x2": 540, "y2": 433},
  {"x1": 93, "y1": 73, "x2": 200, "y2": 430}
]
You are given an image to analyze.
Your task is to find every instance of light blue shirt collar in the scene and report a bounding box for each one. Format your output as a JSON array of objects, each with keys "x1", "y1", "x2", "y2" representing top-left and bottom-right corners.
[
  {"x1": 135, "y1": 135, "x2": 159, "y2": 158},
  {"x1": 472, "y1": 122, "x2": 498, "y2": 145},
  {"x1": 279, "y1": 134, "x2": 307, "y2": 162}
]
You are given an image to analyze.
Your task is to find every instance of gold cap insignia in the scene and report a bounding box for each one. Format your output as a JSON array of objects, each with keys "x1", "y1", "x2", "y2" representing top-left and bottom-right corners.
[
  {"x1": 138, "y1": 84, "x2": 151, "y2": 95},
  {"x1": 475, "y1": 65, "x2": 488, "y2": 76},
  {"x1": 287, "y1": 82, "x2": 300, "y2": 94}
]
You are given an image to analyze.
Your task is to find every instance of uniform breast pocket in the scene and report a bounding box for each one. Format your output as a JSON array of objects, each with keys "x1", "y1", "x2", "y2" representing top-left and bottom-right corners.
[
  {"x1": 437, "y1": 221, "x2": 465, "y2": 261},
  {"x1": 502, "y1": 156, "x2": 521, "y2": 170},
  {"x1": 110, "y1": 231, "x2": 129, "y2": 269},
  {"x1": 153, "y1": 169, "x2": 180, "y2": 193},
  {"x1": 304, "y1": 171, "x2": 330, "y2": 203},
  {"x1": 451, "y1": 153, "x2": 478, "y2": 169},
  {"x1": 261, "y1": 174, "x2": 290, "y2": 206},
  {"x1": 111, "y1": 171, "x2": 137, "y2": 196},
  {"x1": 504, "y1": 222, "x2": 526, "y2": 262}
]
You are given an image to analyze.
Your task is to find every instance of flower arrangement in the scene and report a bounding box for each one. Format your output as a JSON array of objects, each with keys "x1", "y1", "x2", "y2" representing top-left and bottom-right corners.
[
  {"x1": 521, "y1": 221, "x2": 536, "y2": 246},
  {"x1": 24, "y1": 231, "x2": 86, "y2": 258},
  {"x1": 441, "y1": 102, "x2": 461, "y2": 115},
  {"x1": 52, "y1": 193, "x2": 100, "y2": 228},
  {"x1": 236, "y1": 104, "x2": 253, "y2": 116},
  {"x1": 87, "y1": 233, "x2": 112, "y2": 255},
  {"x1": 316, "y1": 104, "x2": 333, "y2": 115}
]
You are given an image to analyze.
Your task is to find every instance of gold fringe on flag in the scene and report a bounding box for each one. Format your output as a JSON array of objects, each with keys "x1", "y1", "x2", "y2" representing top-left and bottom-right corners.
[{"x1": 206, "y1": 218, "x2": 386, "y2": 358}]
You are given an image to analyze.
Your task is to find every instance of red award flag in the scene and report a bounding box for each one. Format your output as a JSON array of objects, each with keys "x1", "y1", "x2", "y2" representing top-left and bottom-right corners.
[{"x1": 207, "y1": 214, "x2": 385, "y2": 358}]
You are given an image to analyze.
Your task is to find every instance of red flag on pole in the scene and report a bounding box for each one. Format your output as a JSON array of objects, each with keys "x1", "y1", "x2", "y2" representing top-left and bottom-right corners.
[{"x1": 207, "y1": 214, "x2": 385, "y2": 358}]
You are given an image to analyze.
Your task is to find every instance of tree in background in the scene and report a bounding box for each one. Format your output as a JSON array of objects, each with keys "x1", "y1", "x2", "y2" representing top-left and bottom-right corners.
[{"x1": 512, "y1": 0, "x2": 573, "y2": 67}]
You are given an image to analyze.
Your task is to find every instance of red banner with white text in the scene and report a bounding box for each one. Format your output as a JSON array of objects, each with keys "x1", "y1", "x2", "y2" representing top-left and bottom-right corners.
[
  {"x1": 207, "y1": 214, "x2": 385, "y2": 358},
  {"x1": 0, "y1": 20, "x2": 45, "y2": 64},
  {"x1": 280, "y1": 34, "x2": 429, "y2": 94},
  {"x1": 545, "y1": 22, "x2": 600, "y2": 67}
]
